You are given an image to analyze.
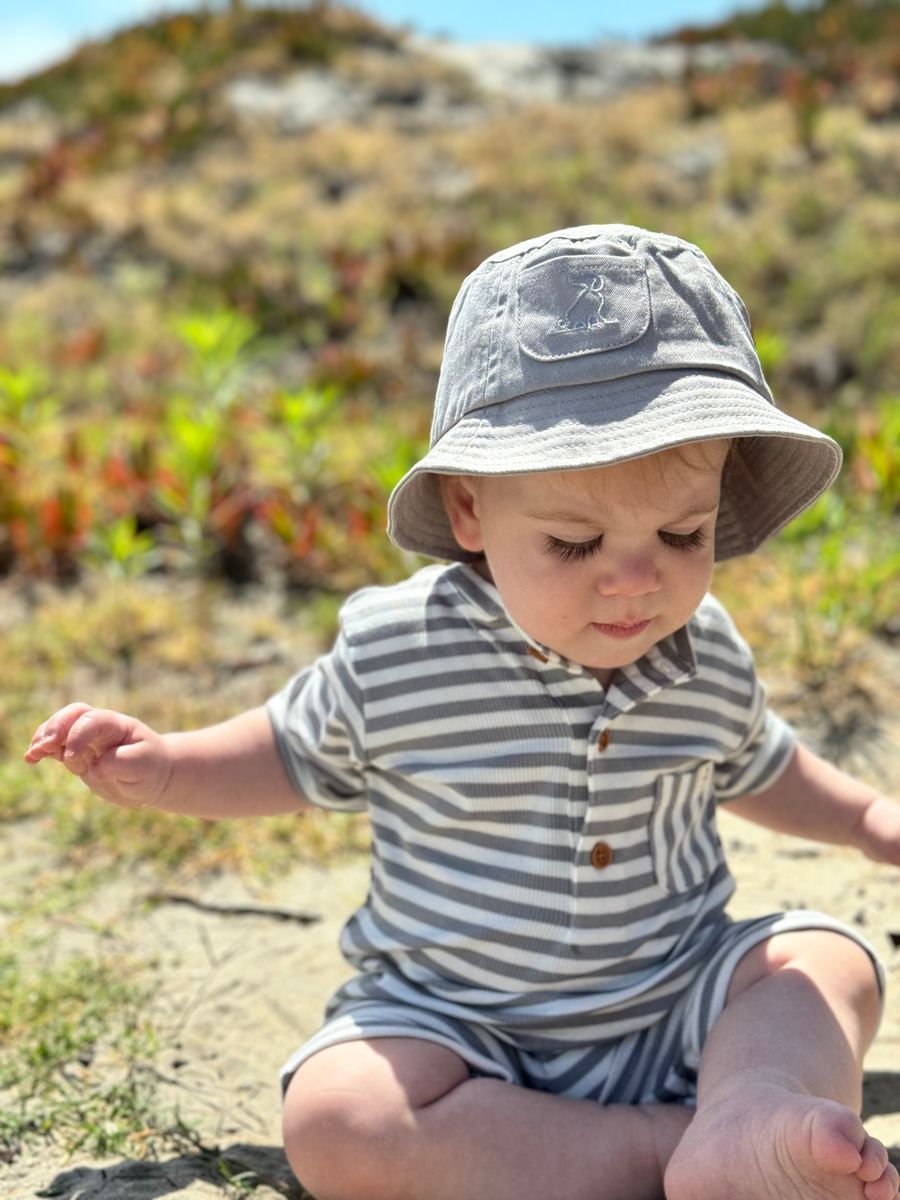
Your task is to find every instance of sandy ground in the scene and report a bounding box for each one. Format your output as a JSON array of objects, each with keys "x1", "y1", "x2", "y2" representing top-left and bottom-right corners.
[{"x1": 2, "y1": 647, "x2": 898, "y2": 1199}]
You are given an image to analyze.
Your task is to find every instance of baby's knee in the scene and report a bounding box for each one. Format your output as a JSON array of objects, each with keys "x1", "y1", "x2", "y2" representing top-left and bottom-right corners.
[
  {"x1": 799, "y1": 932, "x2": 883, "y2": 1041},
  {"x1": 729, "y1": 929, "x2": 882, "y2": 1030},
  {"x1": 282, "y1": 1039, "x2": 470, "y2": 1199},
  {"x1": 282, "y1": 1082, "x2": 391, "y2": 1199}
]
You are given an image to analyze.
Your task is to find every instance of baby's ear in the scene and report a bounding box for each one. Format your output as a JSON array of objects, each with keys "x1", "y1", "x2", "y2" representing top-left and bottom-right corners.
[{"x1": 439, "y1": 474, "x2": 485, "y2": 553}]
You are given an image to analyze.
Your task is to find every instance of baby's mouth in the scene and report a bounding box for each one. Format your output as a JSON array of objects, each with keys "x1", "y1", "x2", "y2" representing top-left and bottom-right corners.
[{"x1": 592, "y1": 619, "x2": 652, "y2": 639}]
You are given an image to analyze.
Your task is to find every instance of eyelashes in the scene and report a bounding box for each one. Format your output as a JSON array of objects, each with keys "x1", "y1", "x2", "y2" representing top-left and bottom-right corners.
[
  {"x1": 545, "y1": 534, "x2": 604, "y2": 562},
  {"x1": 658, "y1": 528, "x2": 708, "y2": 552},
  {"x1": 545, "y1": 528, "x2": 708, "y2": 561}
]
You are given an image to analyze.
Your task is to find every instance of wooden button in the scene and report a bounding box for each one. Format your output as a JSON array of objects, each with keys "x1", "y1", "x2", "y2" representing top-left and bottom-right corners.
[
  {"x1": 597, "y1": 729, "x2": 610, "y2": 751},
  {"x1": 590, "y1": 841, "x2": 613, "y2": 869},
  {"x1": 526, "y1": 646, "x2": 549, "y2": 663}
]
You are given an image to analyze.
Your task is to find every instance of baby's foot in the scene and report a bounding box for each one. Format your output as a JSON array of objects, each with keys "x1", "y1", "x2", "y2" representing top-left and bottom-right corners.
[{"x1": 664, "y1": 1083, "x2": 899, "y2": 1200}]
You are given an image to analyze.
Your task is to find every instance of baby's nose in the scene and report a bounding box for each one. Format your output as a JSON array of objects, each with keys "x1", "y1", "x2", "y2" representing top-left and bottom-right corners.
[{"x1": 594, "y1": 554, "x2": 661, "y2": 597}]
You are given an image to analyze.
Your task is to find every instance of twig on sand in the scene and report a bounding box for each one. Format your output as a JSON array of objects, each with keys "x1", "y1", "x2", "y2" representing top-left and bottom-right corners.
[{"x1": 143, "y1": 891, "x2": 321, "y2": 924}]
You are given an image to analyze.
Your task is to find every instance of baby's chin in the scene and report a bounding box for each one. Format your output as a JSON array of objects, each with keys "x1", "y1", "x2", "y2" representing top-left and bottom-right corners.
[{"x1": 571, "y1": 624, "x2": 663, "y2": 667}]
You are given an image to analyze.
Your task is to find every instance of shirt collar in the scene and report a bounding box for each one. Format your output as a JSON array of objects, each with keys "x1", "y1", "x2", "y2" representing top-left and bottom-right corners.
[{"x1": 446, "y1": 562, "x2": 697, "y2": 687}]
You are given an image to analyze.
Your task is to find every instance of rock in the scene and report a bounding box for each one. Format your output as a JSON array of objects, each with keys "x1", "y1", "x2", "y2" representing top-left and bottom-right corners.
[
  {"x1": 0, "y1": 97, "x2": 60, "y2": 149},
  {"x1": 220, "y1": 36, "x2": 792, "y2": 133},
  {"x1": 411, "y1": 36, "x2": 790, "y2": 104},
  {"x1": 223, "y1": 70, "x2": 369, "y2": 132},
  {"x1": 784, "y1": 338, "x2": 853, "y2": 392},
  {"x1": 0, "y1": 96, "x2": 62, "y2": 172}
]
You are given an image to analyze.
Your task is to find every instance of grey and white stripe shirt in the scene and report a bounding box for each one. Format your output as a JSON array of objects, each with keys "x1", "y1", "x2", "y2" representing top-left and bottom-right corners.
[{"x1": 268, "y1": 563, "x2": 795, "y2": 1048}]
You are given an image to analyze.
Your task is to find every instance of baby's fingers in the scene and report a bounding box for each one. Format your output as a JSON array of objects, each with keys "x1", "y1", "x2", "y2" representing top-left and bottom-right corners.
[
  {"x1": 25, "y1": 702, "x2": 95, "y2": 764},
  {"x1": 26, "y1": 707, "x2": 135, "y2": 777},
  {"x1": 58, "y1": 708, "x2": 141, "y2": 776}
]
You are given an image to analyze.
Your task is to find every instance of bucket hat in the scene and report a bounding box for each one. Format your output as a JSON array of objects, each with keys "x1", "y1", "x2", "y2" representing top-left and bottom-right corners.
[{"x1": 387, "y1": 224, "x2": 841, "y2": 561}]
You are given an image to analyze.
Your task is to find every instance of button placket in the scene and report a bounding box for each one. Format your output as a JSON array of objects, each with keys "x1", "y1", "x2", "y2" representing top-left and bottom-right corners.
[{"x1": 566, "y1": 710, "x2": 619, "y2": 940}]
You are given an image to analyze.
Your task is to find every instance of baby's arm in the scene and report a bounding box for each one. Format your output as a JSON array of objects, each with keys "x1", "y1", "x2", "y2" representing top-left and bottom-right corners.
[
  {"x1": 25, "y1": 703, "x2": 306, "y2": 818},
  {"x1": 724, "y1": 742, "x2": 899, "y2": 867}
]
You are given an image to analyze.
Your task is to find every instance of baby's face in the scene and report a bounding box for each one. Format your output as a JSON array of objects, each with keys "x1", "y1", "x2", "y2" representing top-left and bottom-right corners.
[{"x1": 442, "y1": 441, "x2": 728, "y2": 682}]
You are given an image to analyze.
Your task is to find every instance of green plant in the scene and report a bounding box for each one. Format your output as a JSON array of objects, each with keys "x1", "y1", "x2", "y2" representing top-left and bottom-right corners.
[
  {"x1": 170, "y1": 308, "x2": 257, "y2": 405},
  {"x1": 0, "y1": 950, "x2": 176, "y2": 1160},
  {"x1": 266, "y1": 384, "x2": 342, "y2": 494},
  {"x1": 154, "y1": 397, "x2": 226, "y2": 568},
  {"x1": 0, "y1": 364, "x2": 60, "y2": 432},
  {"x1": 753, "y1": 329, "x2": 789, "y2": 377},
  {"x1": 769, "y1": 502, "x2": 899, "y2": 684},
  {"x1": 370, "y1": 434, "x2": 428, "y2": 499},
  {"x1": 852, "y1": 397, "x2": 900, "y2": 510},
  {"x1": 215, "y1": 1158, "x2": 260, "y2": 1193},
  {"x1": 84, "y1": 515, "x2": 160, "y2": 580},
  {"x1": 0, "y1": 367, "x2": 89, "y2": 577}
]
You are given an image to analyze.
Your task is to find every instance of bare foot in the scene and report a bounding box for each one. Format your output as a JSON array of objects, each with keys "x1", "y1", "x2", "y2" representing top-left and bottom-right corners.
[{"x1": 664, "y1": 1083, "x2": 899, "y2": 1200}]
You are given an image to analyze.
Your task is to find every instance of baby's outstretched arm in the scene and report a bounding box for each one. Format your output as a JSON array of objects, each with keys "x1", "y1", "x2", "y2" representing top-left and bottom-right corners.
[
  {"x1": 25, "y1": 703, "x2": 306, "y2": 818},
  {"x1": 725, "y1": 742, "x2": 900, "y2": 867}
]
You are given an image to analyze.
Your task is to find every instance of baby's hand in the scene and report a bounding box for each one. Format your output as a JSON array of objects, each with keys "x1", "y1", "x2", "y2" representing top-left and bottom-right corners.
[
  {"x1": 851, "y1": 793, "x2": 900, "y2": 868},
  {"x1": 25, "y1": 702, "x2": 172, "y2": 810}
]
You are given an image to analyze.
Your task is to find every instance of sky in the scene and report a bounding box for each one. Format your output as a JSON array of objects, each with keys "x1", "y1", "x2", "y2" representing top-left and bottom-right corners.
[{"x1": 0, "y1": 0, "x2": 765, "y2": 86}]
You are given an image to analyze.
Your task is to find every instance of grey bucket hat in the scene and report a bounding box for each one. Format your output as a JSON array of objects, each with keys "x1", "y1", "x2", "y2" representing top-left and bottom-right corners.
[{"x1": 387, "y1": 224, "x2": 841, "y2": 561}]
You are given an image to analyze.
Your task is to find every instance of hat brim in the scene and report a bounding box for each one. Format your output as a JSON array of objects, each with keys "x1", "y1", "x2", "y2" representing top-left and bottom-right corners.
[{"x1": 387, "y1": 368, "x2": 841, "y2": 561}]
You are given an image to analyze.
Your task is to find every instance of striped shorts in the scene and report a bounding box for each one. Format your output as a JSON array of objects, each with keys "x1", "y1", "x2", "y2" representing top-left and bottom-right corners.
[{"x1": 280, "y1": 910, "x2": 884, "y2": 1104}]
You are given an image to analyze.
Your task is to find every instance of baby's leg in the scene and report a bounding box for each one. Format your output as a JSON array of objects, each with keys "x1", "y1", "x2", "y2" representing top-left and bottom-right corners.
[
  {"x1": 283, "y1": 1036, "x2": 691, "y2": 1200},
  {"x1": 665, "y1": 930, "x2": 899, "y2": 1200}
]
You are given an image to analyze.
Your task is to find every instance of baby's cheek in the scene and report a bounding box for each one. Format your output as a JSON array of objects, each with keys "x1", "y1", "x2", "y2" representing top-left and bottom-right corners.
[
  {"x1": 540, "y1": 593, "x2": 574, "y2": 628},
  {"x1": 674, "y1": 560, "x2": 715, "y2": 615}
]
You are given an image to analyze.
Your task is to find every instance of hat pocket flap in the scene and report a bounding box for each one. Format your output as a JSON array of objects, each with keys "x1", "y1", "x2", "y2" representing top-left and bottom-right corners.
[{"x1": 517, "y1": 254, "x2": 651, "y2": 361}]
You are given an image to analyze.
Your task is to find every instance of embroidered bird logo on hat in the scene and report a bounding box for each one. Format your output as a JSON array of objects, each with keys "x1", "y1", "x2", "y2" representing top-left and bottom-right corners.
[{"x1": 557, "y1": 273, "x2": 619, "y2": 333}]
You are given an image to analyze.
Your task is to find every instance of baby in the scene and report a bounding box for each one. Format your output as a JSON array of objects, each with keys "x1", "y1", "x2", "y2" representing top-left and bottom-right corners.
[{"x1": 27, "y1": 225, "x2": 899, "y2": 1200}]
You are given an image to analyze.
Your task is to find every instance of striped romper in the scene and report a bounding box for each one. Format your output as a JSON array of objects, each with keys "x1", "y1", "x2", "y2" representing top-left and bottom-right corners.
[{"x1": 268, "y1": 562, "x2": 881, "y2": 1103}]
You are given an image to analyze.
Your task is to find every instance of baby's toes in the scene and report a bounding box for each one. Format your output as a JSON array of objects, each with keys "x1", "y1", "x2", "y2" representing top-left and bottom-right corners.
[
  {"x1": 863, "y1": 1157, "x2": 899, "y2": 1200},
  {"x1": 858, "y1": 1136, "x2": 889, "y2": 1183}
]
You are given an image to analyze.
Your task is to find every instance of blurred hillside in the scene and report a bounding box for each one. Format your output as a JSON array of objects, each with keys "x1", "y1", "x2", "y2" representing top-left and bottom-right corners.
[{"x1": 0, "y1": 0, "x2": 897, "y2": 589}]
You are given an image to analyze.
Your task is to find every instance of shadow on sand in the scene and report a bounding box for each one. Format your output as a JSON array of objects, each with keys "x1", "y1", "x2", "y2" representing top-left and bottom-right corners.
[{"x1": 35, "y1": 1142, "x2": 307, "y2": 1200}]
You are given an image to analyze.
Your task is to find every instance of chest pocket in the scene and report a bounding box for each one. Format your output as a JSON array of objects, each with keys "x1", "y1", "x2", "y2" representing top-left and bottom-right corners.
[{"x1": 649, "y1": 762, "x2": 722, "y2": 895}]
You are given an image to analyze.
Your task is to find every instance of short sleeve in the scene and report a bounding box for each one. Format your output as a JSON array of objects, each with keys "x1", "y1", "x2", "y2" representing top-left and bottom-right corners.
[
  {"x1": 266, "y1": 632, "x2": 368, "y2": 812},
  {"x1": 714, "y1": 673, "x2": 796, "y2": 802}
]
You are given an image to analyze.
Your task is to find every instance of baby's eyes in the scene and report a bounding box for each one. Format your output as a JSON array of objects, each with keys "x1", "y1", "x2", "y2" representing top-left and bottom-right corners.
[
  {"x1": 658, "y1": 528, "x2": 708, "y2": 552},
  {"x1": 544, "y1": 534, "x2": 604, "y2": 562},
  {"x1": 544, "y1": 528, "x2": 708, "y2": 561}
]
